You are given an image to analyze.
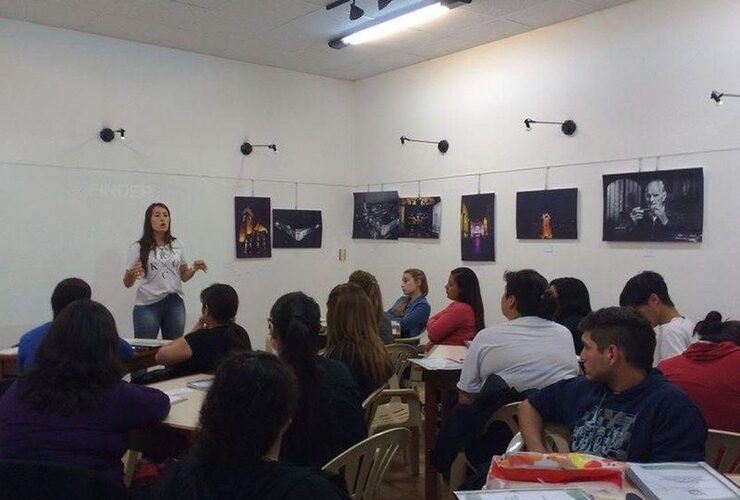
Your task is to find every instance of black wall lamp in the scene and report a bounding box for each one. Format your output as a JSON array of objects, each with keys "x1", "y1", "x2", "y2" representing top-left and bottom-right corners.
[
  {"x1": 100, "y1": 128, "x2": 125, "y2": 142},
  {"x1": 710, "y1": 90, "x2": 740, "y2": 105},
  {"x1": 524, "y1": 118, "x2": 577, "y2": 136},
  {"x1": 400, "y1": 135, "x2": 449, "y2": 153},
  {"x1": 326, "y1": 0, "x2": 395, "y2": 20},
  {"x1": 240, "y1": 142, "x2": 277, "y2": 156}
]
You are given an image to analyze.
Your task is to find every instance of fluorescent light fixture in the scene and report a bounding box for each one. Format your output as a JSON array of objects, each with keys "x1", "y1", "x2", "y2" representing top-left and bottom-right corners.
[{"x1": 329, "y1": 1, "x2": 457, "y2": 49}]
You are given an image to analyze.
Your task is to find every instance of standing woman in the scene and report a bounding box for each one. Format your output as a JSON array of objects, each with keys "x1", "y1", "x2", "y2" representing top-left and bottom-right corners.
[
  {"x1": 386, "y1": 268, "x2": 431, "y2": 338},
  {"x1": 325, "y1": 283, "x2": 394, "y2": 400},
  {"x1": 123, "y1": 203, "x2": 207, "y2": 340},
  {"x1": 426, "y1": 267, "x2": 485, "y2": 348}
]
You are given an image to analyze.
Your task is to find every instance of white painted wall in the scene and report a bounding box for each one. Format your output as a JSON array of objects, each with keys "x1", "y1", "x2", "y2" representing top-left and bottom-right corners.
[
  {"x1": 0, "y1": 18, "x2": 357, "y2": 349},
  {"x1": 2, "y1": 0, "x2": 740, "y2": 351},
  {"x1": 352, "y1": 0, "x2": 740, "y2": 326}
]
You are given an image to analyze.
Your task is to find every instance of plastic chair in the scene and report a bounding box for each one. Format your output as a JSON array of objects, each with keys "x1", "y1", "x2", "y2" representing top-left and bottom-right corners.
[
  {"x1": 362, "y1": 383, "x2": 390, "y2": 433},
  {"x1": 384, "y1": 343, "x2": 419, "y2": 389},
  {"x1": 0, "y1": 459, "x2": 128, "y2": 500},
  {"x1": 323, "y1": 427, "x2": 411, "y2": 500},
  {"x1": 393, "y1": 329, "x2": 426, "y2": 347},
  {"x1": 705, "y1": 429, "x2": 740, "y2": 473},
  {"x1": 506, "y1": 423, "x2": 571, "y2": 453}
]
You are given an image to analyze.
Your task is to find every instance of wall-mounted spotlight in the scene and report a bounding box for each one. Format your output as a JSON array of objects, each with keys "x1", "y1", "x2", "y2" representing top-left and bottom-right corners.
[
  {"x1": 710, "y1": 90, "x2": 740, "y2": 105},
  {"x1": 524, "y1": 118, "x2": 577, "y2": 136},
  {"x1": 99, "y1": 128, "x2": 125, "y2": 142},
  {"x1": 329, "y1": 0, "x2": 471, "y2": 49},
  {"x1": 400, "y1": 135, "x2": 449, "y2": 153},
  {"x1": 240, "y1": 142, "x2": 277, "y2": 156}
]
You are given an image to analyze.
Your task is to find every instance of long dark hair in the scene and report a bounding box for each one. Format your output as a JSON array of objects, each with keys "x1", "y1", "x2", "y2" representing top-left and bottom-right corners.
[
  {"x1": 200, "y1": 284, "x2": 252, "y2": 352},
  {"x1": 694, "y1": 311, "x2": 740, "y2": 345},
  {"x1": 348, "y1": 269, "x2": 385, "y2": 326},
  {"x1": 451, "y1": 267, "x2": 485, "y2": 332},
  {"x1": 504, "y1": 269, "x2": 558, "y2": 320},
  {"x1": 326, "y1": 283, "x2": 393, "y2": 394},
  {"x1": 20, "y1": 300, "x2": 124, "y2": 415},
  {"x1": 195, "y1": 351, "x2": 298, "y2": 468},
  {"x1": 550, "y1": 277, "x2": 592, "y2": 319},
  {"x1": 269, "y1": 292, "x2": 329, "y2": 460},
  {"x1": 138, "y1": 202, "x2": 175, "y2": 277}
]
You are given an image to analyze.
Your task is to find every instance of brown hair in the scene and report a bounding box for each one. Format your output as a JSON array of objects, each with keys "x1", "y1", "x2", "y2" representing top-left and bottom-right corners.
[
  {"x1": 348, "y1": 270, "x2": 385, "y2": 327},
  {"x1": 404, "y1": 268, "x2": 429, "y2": 296},
  {"x1": 326, "y1": 283, "x2": 393, "y2": 393}
]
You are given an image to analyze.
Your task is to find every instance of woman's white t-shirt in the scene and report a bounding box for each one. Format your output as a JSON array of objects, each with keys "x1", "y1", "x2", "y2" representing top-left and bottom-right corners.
[{"x1": 126, "y1": 240, "x2": 186, "y2": 306}]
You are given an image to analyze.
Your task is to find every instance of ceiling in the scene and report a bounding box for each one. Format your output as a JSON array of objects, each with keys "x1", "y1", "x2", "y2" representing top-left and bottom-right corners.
[{"x1": 0, "y1": 0, "x2": 632, "y2": 81}]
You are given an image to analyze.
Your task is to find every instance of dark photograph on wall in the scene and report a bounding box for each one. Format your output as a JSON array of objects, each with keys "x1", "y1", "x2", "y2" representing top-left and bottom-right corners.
[
  {"x1": 461, "y1": 193, "x2": 495, "y2": 261},
  {"x1": 235, "y1": 196, "x2": 271, "y2": 258},
  {"x1": 603, "y1": 167, "x2": 703, "y2": 242},
  {"x1": 352, "y1": 191, "x2": 400, "y2": 240},
  {"x1": 516, "y1": 188, "x2": 578, "y2": 239},
  {"x1": 272, "y1": 209, "x2": 322, "y2": 248},
  {"x1": 399, "y1": 196, "x2": 441, "y2": 238}
]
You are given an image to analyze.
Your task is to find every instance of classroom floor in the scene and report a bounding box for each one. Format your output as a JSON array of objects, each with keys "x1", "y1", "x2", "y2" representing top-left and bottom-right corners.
[{"x1": 378, "y1": 433, "x2": 427, "y2": 500}]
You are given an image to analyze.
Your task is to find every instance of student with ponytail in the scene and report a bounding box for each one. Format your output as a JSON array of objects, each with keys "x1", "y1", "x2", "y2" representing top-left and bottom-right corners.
[
  {"x1": 348, "y1": 270, "x2": 393, "y2": 344},
  {"x1": 155, "y1": 284, "x2": 252, "y2": 375},
  {"x1": 268, "y1": 292, "x2": 365, "y2": 466},
  {"x1": 457, "y1": 269, "x2": 579, "y2": 405},
  {"x1": 658, "y1": 311, "x2": 740, "y2": 432}
]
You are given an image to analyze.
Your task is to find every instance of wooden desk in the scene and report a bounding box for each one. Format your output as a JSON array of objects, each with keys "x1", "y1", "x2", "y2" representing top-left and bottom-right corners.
[
  {"x1": 129, "y1": 373, "x2": 210, "y2": 457},
  {"x1": 410, "y1": 344, "x2": 468, "y2": 500},
  {"x1": 0, "y1": 338, "x2": 169, "y2": 378}
]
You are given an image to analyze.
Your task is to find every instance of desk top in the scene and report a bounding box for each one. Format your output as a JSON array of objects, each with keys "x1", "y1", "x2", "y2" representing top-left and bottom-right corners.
[
  {"x1": 411, "y1": 344, "x2": 468, "y2": 371},
  {"x1": 148, "y1": 373, "x2": 211, "y2": 431}
]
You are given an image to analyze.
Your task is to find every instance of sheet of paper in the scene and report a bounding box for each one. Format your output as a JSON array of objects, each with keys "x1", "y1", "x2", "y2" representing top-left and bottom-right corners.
[
  {"x1": 122, "y1": 338, "x2": 171, "y2": 347},
  {"x1": 165, "y1": 387, "x2": 193, "y2": 405},
  {"x1": 186, "y1": 378, "x2": 213, "y2": 390},
  {"x1": 411, "y1": 357, "x2": 464, "y2": 370},
  {"x1": 628, "y1": 462, "x2": 739, "y2": 500},
  {"x1": 455, "y1": 488, "x2": 591, "y2": 500}
]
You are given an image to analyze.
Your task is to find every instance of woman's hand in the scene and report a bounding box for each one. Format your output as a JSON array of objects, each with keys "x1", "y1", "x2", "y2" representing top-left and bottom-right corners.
[
  {"x1": 392, "y1": 297, "x2": 410, "y2": 317},
  {"x1": 193, "y1": 260, "x2": 208, "y2": 272},
  {"x1": 123, "y1": 261, "x2": 143, "y2": 288}
]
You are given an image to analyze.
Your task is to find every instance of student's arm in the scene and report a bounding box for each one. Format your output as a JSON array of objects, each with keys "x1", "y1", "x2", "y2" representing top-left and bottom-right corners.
[
  {"x1": 650, "y1": 403, "x2": 707, "y2": 462},
  {"x1": 456, "y1": 335, "x2": 484, "y2": 398},
  {"x1": 123, "y1": 245, "x2": 143, "y2": 288},
  {"x1": 118, "y1": 338, "x2": 134, "y2": 361},
  {"x1": 426, "y1": 302, "x2": 467, "y2": 343},
  {"x1": 518, "y1": 400, "x2": 548, "y2": 453},
  {"x1": 155, "y1": 336, "x2": 193, "y2": 366},
  {"x1": 114, "y1": 383, "x2": 171, "y2": 429},
  {"x1": 399, "y1": 300, "x2": 430, "y2": 335}
]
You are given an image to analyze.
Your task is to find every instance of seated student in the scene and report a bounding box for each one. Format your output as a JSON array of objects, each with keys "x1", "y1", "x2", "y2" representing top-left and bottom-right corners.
[
  {"x1": 658, "y1": 311, "x2": 740, "y2": 433},
  {"x1": 519, "y1": 307, "x2": 707, "y2": 462},
  {"x1": 427, "y1": 267, "x2": 485, "y2": 348},
  {"x1": 268, "y1": 292, "x2": 366, "y2": 467},
  {"x1": 549, "y1": 277, "x2": 592, "y2": 355},
  {"x1": 619, "y1": 271, "x2": 694, "y2": 365},
  {"x1": 0, "y1": 300, "x2": 169, "y2": 484},
  {"x1": 349, "y1": 270, "x2": 393, "y2": 344},
  {"x1": 385, "y1": 268, "x2": 431, "y2": 338},
  {"x1": 325, "y1": 283, "x2": 394, "y2": 400},
  {"x1": 458, "y1": 270, "x2": 579, "y2": 404},
  {"x1": 150, "y1": 351, "x2": 350, "y2": 500},
  {"x1": 18, "y1": 278, "x2": 133, "y2": 372},
  {"x1": 155, "y1": 283, "x2": 252, "y2": 375}
]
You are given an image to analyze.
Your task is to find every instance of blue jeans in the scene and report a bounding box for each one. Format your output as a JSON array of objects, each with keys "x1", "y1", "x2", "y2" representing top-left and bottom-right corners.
[{"x1": 132, "y1": 294, "x2": 186, "y2": 340}]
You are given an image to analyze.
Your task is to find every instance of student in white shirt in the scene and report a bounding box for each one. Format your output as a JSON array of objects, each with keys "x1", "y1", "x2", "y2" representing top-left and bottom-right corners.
[
  {"x1": 619, "y1": 270, "x2": 694, "y2": 365},
  {"x1": 457, "y1": 269, "x2": 580, "y2": 404},
  {"x1": 123, "y1": 203, "x2": 207, "y2": 339}
]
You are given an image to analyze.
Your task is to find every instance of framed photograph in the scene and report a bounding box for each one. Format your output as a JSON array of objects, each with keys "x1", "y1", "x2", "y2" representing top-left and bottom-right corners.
[
  {"x1": 272, "y1": 209, "x2": 322, "y2": 248},
  {"x1": 461, "y1": 193, "x2": 495, "y2": 261},
  {"x1": 235, "y1": 196, "x2": 271, "y2": 258},
  {"x1": 352, "y1": 191, "x2": 400, "y2": 240},
  {"x1": 399, "y1": 196, "x2": 441, "y2": 238},
  {"x1": 516, "y1": 188, "x2": 578, "y2": 239},
  {"x1": 603, "y1": 168, "x2": 703, "y2": 242}
]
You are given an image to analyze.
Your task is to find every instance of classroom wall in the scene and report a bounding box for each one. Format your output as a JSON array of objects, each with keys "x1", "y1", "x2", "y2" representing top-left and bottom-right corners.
[
  {"x1": 0, "y1": 18, "x2": 357, "y2": 349},
  {"x1": 352, "y1": 0, "x2": 740, "y2": 325}
]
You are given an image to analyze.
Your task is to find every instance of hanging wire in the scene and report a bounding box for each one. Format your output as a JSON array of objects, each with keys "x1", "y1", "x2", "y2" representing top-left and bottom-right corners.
[
  {"x1": 656, "y1": 155, "x2": 661, "y2": 171},
  {"x1": 251, "y1": 179, "x2": 255, "y2": 196},
  {"x1": 294, "y1": 182, "x2": 299, "y2": 209},
  {"x1": 477, "y1": 174, "x2": 481, "y2": 194},
  {"x1": 544, "y1": 166, "x2": 550, "y2": 190},
  {"x1": 367, "y1": 183, "x2": 370, "y2": 192},
  {"x1": 637, "y1": 157, "x2": 643, "y2": 172},
  {"x1": 381, "y1": 183, "x2": 384, "y2": 192},
  {"x1": 417, "y1": 180, "x2": 421, "y2": 198}
]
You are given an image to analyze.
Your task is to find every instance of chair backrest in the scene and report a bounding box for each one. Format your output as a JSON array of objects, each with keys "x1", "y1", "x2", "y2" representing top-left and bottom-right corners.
[
  {"x1": 323, "y1": 427, "x2": 411, "y2": 500},
  {"x1": 393, "y1": 329, "x2": 426, "y2": 347},
  {"x1": 483, "y1": 401, "x2": 521, "y2": 436},
  {"x1": 385, "y1": 343, "x2": 418, "y2": 387},
  {"x1": 0, "y1": 459, "x2": 128, "y2": 500},
  {"x1": 705, "y1": 429, "x2": 740, "y2": 473},
  {"x1": 362, "y1": 383, "x2": 390, "y2": 432},
  {"x1": 506, "y1": 423, "x2": 571, "y2": 454}
]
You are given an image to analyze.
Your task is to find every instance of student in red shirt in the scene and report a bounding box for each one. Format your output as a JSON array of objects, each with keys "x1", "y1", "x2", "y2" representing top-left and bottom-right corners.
[
  {"x1": 658, "y1": 311, "x2": 740, "y2": 433},
  {"x1": 426, "y1": 267, "x2": 485, "y2": 348}
]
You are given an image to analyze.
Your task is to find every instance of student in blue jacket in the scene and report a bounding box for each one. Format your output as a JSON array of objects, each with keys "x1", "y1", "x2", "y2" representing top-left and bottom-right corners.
[
  {"x1": 385, "y1": 268, "x2": 431, "y2": 338},
  {"x1": 518, "y1": 306, "x2": 706, "y2": 462},
  {"x1": 18, "y1": 278, "x2": 133, "y2": 372}
]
